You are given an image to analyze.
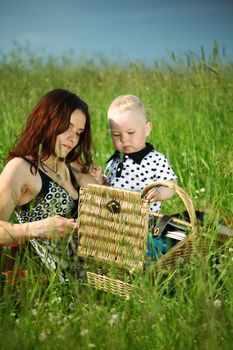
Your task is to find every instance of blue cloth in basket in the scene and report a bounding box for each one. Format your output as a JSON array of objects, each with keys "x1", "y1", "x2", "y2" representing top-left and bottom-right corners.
[{"x1": 146, "y1": 235, "x2": 169, "y2": 259}]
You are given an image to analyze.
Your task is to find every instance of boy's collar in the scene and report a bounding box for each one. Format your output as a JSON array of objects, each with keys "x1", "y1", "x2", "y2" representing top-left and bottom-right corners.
[{"x1": 107, "y1": 143, "x2": 154, "y2": 164}]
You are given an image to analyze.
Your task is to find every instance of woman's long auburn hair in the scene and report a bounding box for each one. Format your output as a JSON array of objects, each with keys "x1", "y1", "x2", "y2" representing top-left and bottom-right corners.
[{"x1": 7, "y1": 89, "x2": 92, "y2": 172}]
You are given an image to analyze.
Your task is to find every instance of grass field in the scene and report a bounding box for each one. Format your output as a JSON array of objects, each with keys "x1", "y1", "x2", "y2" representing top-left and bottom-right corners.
[{"x1": 0, "y1": 44, "x2": 232, "y2": 349}]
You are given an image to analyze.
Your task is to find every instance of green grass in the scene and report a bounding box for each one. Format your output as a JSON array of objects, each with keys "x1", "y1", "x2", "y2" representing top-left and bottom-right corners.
[{"x1": 0, "y1": 44, "x2": 232, "y2": 349}]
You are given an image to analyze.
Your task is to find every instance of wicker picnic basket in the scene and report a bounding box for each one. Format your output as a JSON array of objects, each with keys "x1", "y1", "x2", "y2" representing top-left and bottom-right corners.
[{"x1": 77, "y1": 180, "x2": 201, "y2": 299}]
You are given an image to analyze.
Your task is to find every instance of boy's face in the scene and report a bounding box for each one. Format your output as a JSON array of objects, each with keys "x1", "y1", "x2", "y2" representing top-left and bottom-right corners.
[{"x1": 108, "y1": 108, "x2": 151, "y2": 154}]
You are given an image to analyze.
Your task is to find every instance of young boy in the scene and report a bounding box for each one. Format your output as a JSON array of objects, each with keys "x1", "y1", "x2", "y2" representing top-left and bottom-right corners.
[
  {"x1": 92, "y1": 95, "x2": 178, "y2": 258},
  {"x1": 103, "y1": 94, "x2": 178, "y2": 213}
]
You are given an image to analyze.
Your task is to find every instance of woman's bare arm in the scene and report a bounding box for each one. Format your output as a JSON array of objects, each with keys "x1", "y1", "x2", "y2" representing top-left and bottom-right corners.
[{"x1": 0, "y1": 158, "x2": 77, "y2": 245}]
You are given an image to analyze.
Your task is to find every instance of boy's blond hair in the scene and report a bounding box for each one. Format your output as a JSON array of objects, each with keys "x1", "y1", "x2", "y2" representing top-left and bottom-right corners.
[{"x1": 108, "y1": 95, "x2": 147, "y2": 121}]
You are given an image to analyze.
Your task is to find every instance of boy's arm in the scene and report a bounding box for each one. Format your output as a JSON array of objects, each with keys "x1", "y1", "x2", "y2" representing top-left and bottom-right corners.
[
  {"x1": 145, "y1": 179, "x2": 177, "y2": 203},
  {"x1": 70, "y1": 162, "x2": 106, "y2": 187},
  {"x1": 90, "y1": 166, "x2": 106, "y2": 185}
]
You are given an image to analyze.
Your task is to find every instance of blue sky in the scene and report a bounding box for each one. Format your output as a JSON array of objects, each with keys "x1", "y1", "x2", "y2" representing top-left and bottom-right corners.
[{"x1": 1, "y1": 0, "x2": 233, "y2": 63}]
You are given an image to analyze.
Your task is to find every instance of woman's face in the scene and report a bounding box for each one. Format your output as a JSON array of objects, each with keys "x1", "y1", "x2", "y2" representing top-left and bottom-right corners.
[{"x1": 55, "y1": 109, "x2": 86, "y2": 158}]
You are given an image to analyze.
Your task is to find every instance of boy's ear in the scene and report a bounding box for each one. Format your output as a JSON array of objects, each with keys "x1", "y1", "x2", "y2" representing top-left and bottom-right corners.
[{"x1": 145, "y1": 122, "x2": 152, "y2": 137}]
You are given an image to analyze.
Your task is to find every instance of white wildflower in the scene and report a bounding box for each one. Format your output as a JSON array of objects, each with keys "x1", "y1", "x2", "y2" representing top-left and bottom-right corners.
[
  {"x1": 31, "y1": 308, "x2": 37, "y2": 316},
  {"x1": 159, "y1": 315, "x2": 166, "y2": 321},
  {"x1": 51, "y1": 296, "x2": 62, "y2": 304},
  {"x1": 213, "y1": 299, "x2": 222, "y2": 308},
  {"x1": 109, "y1": 314, "x2": 119, "y2": 326},
  {"x1": 39, "y1": 332, "x2": 48, "y2": 342},
  {"x1": 34, "y1": 298, "x2": 40, "y2": 306},
  {"x1": 80, "y1": 329, "x2": 88, "y2": 336},
  {"x1": 195, "y1": 188, "x2": 206, "y2": 194}
]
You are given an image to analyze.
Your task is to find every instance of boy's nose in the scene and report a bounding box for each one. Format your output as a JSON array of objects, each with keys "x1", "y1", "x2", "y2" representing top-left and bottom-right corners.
[{"x1": 121, "y1": 135, "x2": 127, "y2": 143}]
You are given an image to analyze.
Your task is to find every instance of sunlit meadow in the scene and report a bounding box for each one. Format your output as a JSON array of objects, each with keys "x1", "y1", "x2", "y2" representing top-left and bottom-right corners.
[{"x1": 0, "y1": 43, "x2": 232, "y2": 350}]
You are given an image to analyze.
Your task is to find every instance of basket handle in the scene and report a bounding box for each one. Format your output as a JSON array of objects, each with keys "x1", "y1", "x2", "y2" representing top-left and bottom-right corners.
[{"x1": 141, "y1": 180, "x2": 198, "y2": 230}]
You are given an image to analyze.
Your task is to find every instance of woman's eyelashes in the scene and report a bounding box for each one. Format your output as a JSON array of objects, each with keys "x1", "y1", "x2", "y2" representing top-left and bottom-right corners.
[{"x1": 68, "y1": 125, "x2": 84, "y2": 136}]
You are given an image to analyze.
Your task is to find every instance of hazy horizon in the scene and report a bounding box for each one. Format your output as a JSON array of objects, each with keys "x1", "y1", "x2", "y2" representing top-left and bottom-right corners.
[{"x1": 1, "y1": 0, "x2": 233, "y2": 63}]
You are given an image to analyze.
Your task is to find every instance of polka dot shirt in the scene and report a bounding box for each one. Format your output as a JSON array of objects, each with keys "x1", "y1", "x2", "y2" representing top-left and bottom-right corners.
[{"x1": 105, "y1": 143, "x2": 177, "y2": 213}]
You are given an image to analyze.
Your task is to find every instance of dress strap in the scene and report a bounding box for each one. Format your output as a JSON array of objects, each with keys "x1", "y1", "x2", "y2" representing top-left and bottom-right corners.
[
  {"x1": 67, "y1": 163, "x2": 80, "y2": 191},
  {"x1": 21, "y1": 156, "x2": 37, "y2": 169}
]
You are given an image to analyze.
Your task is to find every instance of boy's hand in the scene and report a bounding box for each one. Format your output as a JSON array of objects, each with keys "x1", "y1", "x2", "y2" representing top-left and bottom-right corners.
[
  {"x1": 144, "y1": 182, "x2": 176, "y2": 203},
  {"x1": 91, "y1": 165, "x2": 104, "y2": 184},
  {"x1": 144, "y1": 187, "x2": 162, "y2": 203},
  {"x1": 91, "y1": 165, "x2": 101, "y2": 177}
]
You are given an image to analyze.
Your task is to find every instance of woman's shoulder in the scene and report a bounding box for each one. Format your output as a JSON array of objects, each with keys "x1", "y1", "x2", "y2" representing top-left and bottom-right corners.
[
  {"x1": 1, "y1": 157, "x2": 37, "y2": 179},
  {"x1": 0, "y1": 157, "x2": 43, "y2": 208},
  {"x1": 4, "y1": 157, "x2": 32, "y2": 170}
]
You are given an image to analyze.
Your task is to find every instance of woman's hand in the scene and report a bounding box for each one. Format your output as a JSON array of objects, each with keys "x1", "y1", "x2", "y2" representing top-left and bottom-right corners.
[
  {"x1": 0, "y1": 216, "x2": 78, "y2": 246},
  {"x1": 32, "y1": 215, "x2": 78, "y2": 240}
]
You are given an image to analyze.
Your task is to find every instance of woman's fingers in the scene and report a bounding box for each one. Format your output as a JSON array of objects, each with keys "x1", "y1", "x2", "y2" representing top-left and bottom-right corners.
[{"x1": 37, "y1": 216, "x2": 78, "y2": 240}]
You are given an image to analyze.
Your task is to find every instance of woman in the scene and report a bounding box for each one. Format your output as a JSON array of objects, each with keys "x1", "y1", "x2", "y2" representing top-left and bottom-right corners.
[{"x1": 0, "y1": 88, "x2": 97, "y2": 279}]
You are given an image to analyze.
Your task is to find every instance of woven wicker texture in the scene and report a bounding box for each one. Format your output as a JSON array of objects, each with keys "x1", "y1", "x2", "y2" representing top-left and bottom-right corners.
[
  {"x1": 152, "y1": 236, "x2": 209, "y2": 272},
  {"x1": 142, "y1": 180, "x2": 198, "y2": 229},
  {"x1": 78, "y1": 184, "x2": 149, "y2": 272},
  {"x1": 143, "y1": 181, "x2": 201, "y2": 272},
  {"x1": 77, "y1": 180, "x2": 199, "y2": 296},
  {"x1": 86, "y1": 272, "x2": 134, "y2": 300}
]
